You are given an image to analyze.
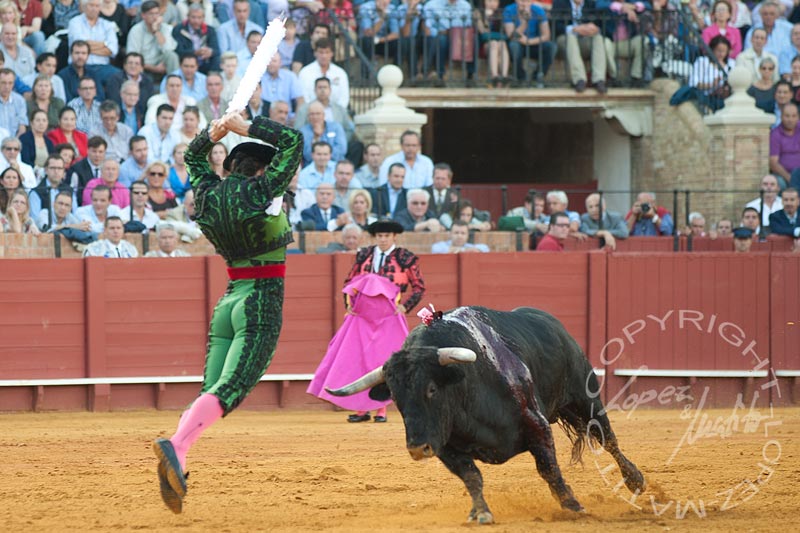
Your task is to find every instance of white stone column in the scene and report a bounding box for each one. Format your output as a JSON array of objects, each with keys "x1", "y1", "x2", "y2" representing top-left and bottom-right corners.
[{"x1": 354, "y1": 65, "x2": 428, "y2": 156}]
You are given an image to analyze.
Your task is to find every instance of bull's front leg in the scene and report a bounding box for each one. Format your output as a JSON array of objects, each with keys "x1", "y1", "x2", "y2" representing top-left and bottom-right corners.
[
  {"x1": 522, "y1": 408, "x2": 585, "y2": 513},
  {"x1": 437, "y1": 447, "x2": 494, "y2": 525}
]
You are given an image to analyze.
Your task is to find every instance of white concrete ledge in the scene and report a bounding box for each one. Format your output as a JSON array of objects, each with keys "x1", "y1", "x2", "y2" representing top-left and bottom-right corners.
[
  {"x1": 614, "y1": 369, "x2": 768, "y2": 378},
  {"x1": 0, "y1": 374, "x2": 315, "y2": 387},
  {"x1": 775, "y1": 370, "x2": 800, "y2": 377}
]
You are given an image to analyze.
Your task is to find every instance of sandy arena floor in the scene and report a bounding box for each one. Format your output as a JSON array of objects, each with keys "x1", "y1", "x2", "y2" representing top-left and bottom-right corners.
[{"x1": 1, "y1": 407, "x2": 798, "y2": 532}]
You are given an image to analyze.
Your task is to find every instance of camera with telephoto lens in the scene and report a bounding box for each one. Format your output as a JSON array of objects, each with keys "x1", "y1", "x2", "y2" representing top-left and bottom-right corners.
[{"x1": 641, "y1": 203, "x2": 651, "y2": 214}]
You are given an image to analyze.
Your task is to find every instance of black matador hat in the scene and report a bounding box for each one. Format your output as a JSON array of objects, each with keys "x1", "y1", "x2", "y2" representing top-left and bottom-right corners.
[
  {"x1": 223, "y1": 142, "x2": 277, "y2": 172},
  {"x1": 368, "y1": 218, "x2": 405, "y2": 235}
]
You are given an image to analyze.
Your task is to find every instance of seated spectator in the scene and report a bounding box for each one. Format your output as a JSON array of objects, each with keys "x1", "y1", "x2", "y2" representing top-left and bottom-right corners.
[
  {"x1": 702, "y1": 1, "x2": 742, "y2": 59},
  {"x1": 298, "y1": 141, "x2": 336, "y2": 190},
  {"x1": 441, "y1": 199, "x2": 491, "y2": 231},
  {"x1": 300, "y1": 101, "x2": 347, "y2": 166},
  {"x1": 100, "y1": 0, "x2": 133, "y2": 60},
  {"x1": 421, "y1": 0, "x2": 474, "y2": 84},
  {"x1": 2, "y1": 188, "x2": 39, "y2": 234},
  {"x1": 15, "y1": 0, "x2": 46, "y2": 56},
  {"x1": 331, "y1": 160, "x2": 363, "y2": 211},
  {"x1": 355, "y1": 143, "x2": 383, "y2": 189},
  {"x1": 67, "y1": 0, "x2": 119, "y2": 66},
  {"x1": 57, "y1": 40, "x2": 102, "y2": 103},
  {"x1": 769, "y1": 102, "x2": 800, "y2": 189},
  {"x1": 220, "y1": 52, "x2": 241, "y2": 102},
  {"x1": 602, "y1": 0, "x2": 645, "y2": 85},
  {"x1": 625, "y1": 192, "x2": 674, "y2": 236},
  {"x1": 298, "y1": 39, "x2": 349, "y2": 110},
  {"x1": 67, "y1": 136, "x2": 107, "y2": 201},
  {"x1": 746, "y1": 174, "x2": 783, "y2": 233},
  {"x1": 173, "y1": 4, "x2": 221, "y2": 74},
  {"x1": 118, "y1": 136, "x2": 149, "y2": 187},
  {"x1": 357, "y1": 0, "x2": 402, "y2": 77},
  {"x1": 771, "y1": 80, "x2": 793, "y2": 128},
  {"x1": 127, "y1": 0, "x2": 180, "y2": 78},
  {"x1": 29, "y1": 156, "x2": 74, "y2": 223},
  {"x1": 301, "y1": 182, "x2": 344, "y2": 231},
  {"x1": 140, "y1": 104, "x2": 180, "y2": 164},
  {"x1": 83, "y1": 158, "x2": 130, "y2": 208},
  {"x1": 121, "y1": 179, "x2": 159, "y2": 230},
  {"x1": 285, "y1": 168, "x2": 314, "y2": 227},
  {"x1": 551, "y1": 0, "x2": 607, "y2": 93},
  {"x1": 711, "y1": 218, "x2": 733, "y2": 238},
  {"x1": 506, "y1": 189, "x2": 547, "y2": 233},
  {"x1": 23, "y1": 54, "x2": 66, "y2": 104},
  {"x1": 317, "y1": 223, "x2": 364, "y2": 254},
  {"x1": 90, "y1": 100, "x2": 134, "y2": 162},
  {"x1": 579, "y1": 193, "x2": 629, "y2": 249},
  {"x1": 277, "y1": 17, "x2": 298, "y2": 69},
  {"x1": 104, "y1": 53, "x2": 155, "y2": 120},
  {"x1": 145, "y1": 161, "x2": 178, "y2": 217},
  {"x1": 689, "y1": 35, "x2": 735, "y2": 111},
  {"x1": 741, "y1": 206, "x2": 761, "y2": 235},
  {"x1": 393, "y1": 188, "x2": 444, "y2": 232},
  {"x1": 426, "y1": 162, "x2": 459, "y2": 218},
  {"x1": 737, "y1": 28, "x2": 779, "y2": 84},
  {"x1": 292, "y1": 23, "x2": 331, "y2": 74},
  {"x1": 378, "y1": 130, "x2": 433, "y2": 188},
  {"x1": 209, "y1": 141, "x2": 227, "y2": 177},
  {"x1": 295, "y1": 76, "x2": 351, "y2": 144},
  {"x1": 239, "y1": 32, "x2": 264, "y2": 78},
  {"x1": 0, "y1": 23, "x2": 35, "y2": 79},
  {"x1": 475, "y1": 0, "x2": 511, "y2": 88},
  {"x1": 684, "y1": 211, "x2": 707, "y2": 237},
  {"x1": 769, "y1": 187, "x2": 800, "y2": 237},
  {"x1": 217, "y1": 0, "x2": 263, "y2": 53},
  {"x1": 168, "y1": 143, "x2": 191, "y2": 201},
  {"x1": 177, "y1": 106, "x2": 202, "y2": 145},
  {"x1": 67, "y1": 77, "x2": 103, "y2": 134},
  {"x1": 26, "y1": 74, "x2": 65, "y2": 130},
  {"x1": 371, "y1": 162, "x2": 407, "y2": 218},
  {"x1": 145, "y1": 223, "x2": 191, "y2": 256},
  {"x1": 36, "y1": 191, "x2": 97, "y2": 246},
  {"x1": 536, "y1": 211, "x2": 570, "y2": 251},
  {"x1": 146, "y1": 76, "x2": 202, "y2": 133},
  {"x1": 329, "y1": 187, "x2": 377, "y2": 232},
  {"x1": 733, "y1": 226, "x2": 754, "y2": 252},
  {"x1": 0, "y1": 138, "x2": 36, "y2": 189},
  {"x1": 165, "y1": 189, "x2": 203, "y2": 241},
  {"x1": 243, "y1": 82, "x2": 268, "y2": 120},
  {"x1": 0, "y1": 165, "x2": 18, "y2": 207},
  {"x1": 20, "y1": 110, "x2": 54, "y2": 171},
  {"x1": 0, "y1": 69, "x2": 27, "y2": 137},
  {"x1": 788, "y1": 55, "x2": 800, "y2": 99},
  {"x1": 747, "y1": 58, "x2": 777, "y2": 113},
  {"x1": 55, "y1": 143, "x2": 77, "y2": 170},
  {"x1": 83, "y1": 215, "x2": 138, "y2": 257},
  {"x1": 779, "y1": 23, "x2": 800, "y2": 79},
  {"x1": 119, "y1": 80, "x2": 144, "y2": 134},
  {"x1": 76, "y1": 185, "x2": 123, "y2": 234},
  {"x1": 546, "y1": 190, "x2": 582, "y2": 237},
  {"x1": 197, "y1": 72, "x2": 228, "y2": 123},
  {"x1": 48, "y1": 107, "x2": 89, "y2": 161},
  {"x1": 159, "y1": 54, "x2": 208, "y2": 102},
  {"x1": 431, "y1": 219, "x2": 489, "y2": 253}
]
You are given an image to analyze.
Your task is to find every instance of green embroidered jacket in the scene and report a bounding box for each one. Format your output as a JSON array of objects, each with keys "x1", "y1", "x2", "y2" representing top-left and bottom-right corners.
[{"x1": 185, "y1": 117, "x2": 303, "y2": 266}]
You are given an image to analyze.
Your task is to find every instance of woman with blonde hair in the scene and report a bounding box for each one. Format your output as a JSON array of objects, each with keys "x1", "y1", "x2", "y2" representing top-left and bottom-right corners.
[
  {"x1": 346, "y1": 188, "x2": 376, "y2": 230},
  {"x1": 27, "y1": 75, "x2": 64, "y2": 129},
  {"x1": 2, "y1": 188, "x2": 41, "y2": 234},
  {"x1": 145, "y1": 161, "x2": 178, "y2": 219}
]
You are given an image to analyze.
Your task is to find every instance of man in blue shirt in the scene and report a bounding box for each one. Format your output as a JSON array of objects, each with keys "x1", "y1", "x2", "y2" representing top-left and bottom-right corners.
[
  {"x1": 422, "y1": 0, "x2": 474, "y2": 83},
  {"x1": 298, "y1": 141, "x2": 337, "y2": 190},
  {"x1": 503, "y1": 0, "x2": 556, "y2": 83},
  {"x1": 159, "y1": 55, "x2": 208, "y2": 101},
  {"x1": 357, "y1": 0, "x2": 403, "y2": 77}
]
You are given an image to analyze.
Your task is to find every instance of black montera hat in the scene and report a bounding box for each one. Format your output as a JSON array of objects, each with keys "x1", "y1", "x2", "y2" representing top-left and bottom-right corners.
[
  {"x1": 367, "y1": 218, "x2": 404, "y2": 235},
  {"x1": 223, "y1": 142, "x2": 277, "y2": 172}
]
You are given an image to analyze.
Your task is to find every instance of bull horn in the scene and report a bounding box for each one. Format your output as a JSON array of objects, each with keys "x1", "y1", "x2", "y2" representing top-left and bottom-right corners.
[
  {"x1": 325, "y1": 367, "x2": 385, "y2": 396},
  {"x1": 437, "y1": 347, "x2": 477, "y2": 366}
]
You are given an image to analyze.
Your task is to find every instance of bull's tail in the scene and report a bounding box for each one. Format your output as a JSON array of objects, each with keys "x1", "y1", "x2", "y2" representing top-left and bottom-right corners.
[{"x1": 556, "y1": 416, "x2": 589, "y2": 466}]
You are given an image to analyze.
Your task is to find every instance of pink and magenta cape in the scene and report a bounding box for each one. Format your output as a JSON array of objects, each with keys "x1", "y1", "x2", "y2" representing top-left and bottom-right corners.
[{"x1": 307, "y1": 273, "x2": 409, "y2": 410}]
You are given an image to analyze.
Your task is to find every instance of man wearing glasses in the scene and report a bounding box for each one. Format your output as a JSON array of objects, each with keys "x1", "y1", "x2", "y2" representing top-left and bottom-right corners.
[
  {"x1": 0, "y1": 137, "x2": 36, "y2": 188},
  {"x1": 537, "y1": 211, "x2": 571, "y2": 251},
  {"x1": 121, "y1": 180, "x2": 159, "y2": 230},
  {"x1": 29, "y1": 155, "x2": 77, "y2": 221}
]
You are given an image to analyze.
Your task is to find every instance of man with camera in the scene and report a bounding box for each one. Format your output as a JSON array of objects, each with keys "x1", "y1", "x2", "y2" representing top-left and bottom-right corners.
[{"x1": 625, "y1": 192, "x2": 674, "y2": 236}]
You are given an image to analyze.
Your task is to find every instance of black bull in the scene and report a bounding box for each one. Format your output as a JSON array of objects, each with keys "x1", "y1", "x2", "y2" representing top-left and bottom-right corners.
[{"x1": 327, "y1": 306, "x2": 645, "y2": 524}]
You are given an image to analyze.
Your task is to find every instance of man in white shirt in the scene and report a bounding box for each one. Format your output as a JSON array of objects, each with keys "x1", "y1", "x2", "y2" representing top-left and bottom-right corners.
[
  {"x1": 0, "y1": 137, "x2": 37, "y2": 188},
  {"x1": 377, "y1": 130, "x2": 433, "y2": 188},
  {"x1": 140, "y1": 104, "x2": 180, "y2": 163},
  {"x1": 745, "y1": 174, "x2": 784, "y2": 231},
  {"x1": 90, "y1": 101, "x2": 134, "y2": 161},
  {"x1": 121, "y1": 180, "x2": 160, "y2": 230},
  {"x1": 76, "y1": 185, "x2": 124, "y2": 234},
  {"x1": 144, "y1": 223, "x2": 191, "y2": 257},
  {"x1": 298, "y1": 39, "x2": 350, "y2": 110},
  {"x1": 217, "y1": 0, "x2": 264, "y2": 52},
  {"x1": 67, "y1": 0, "x2": 119, "y2": 65},
  {"x1": 0, "y1": 23, "x2": 35, "y2": 78},
  {"x1": 431, "y1": 220, "x2": 490, "y2": 253},
  {"x1": 83, "y1": 216, "x2": 139, "y2": 257}
]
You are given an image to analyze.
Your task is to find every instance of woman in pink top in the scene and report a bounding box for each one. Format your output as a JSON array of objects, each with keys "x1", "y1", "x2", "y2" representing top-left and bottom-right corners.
[{"x1": 702, "y1": 0, "x2": 742, "y2": 58}]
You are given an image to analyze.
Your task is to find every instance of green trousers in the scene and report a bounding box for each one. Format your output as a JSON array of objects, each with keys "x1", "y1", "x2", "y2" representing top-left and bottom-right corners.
[{"x1": 201, "y1": 277, "x2": 284, "y2": 415}]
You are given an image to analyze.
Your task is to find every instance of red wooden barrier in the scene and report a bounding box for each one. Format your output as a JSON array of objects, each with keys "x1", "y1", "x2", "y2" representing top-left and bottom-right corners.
[{"x1": 770, "y1": 253, "x2": 800, "y2": 406}]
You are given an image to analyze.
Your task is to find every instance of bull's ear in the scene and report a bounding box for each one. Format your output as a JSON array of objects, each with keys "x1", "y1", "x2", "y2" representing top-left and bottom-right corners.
[{"x1": 369, "y1": 383, "x2": 391, "y2": 401}]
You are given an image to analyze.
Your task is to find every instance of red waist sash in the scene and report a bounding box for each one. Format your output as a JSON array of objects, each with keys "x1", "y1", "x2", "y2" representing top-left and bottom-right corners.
[{"x1": 226, "y1": 264, "x2": 286, "y2": 280}]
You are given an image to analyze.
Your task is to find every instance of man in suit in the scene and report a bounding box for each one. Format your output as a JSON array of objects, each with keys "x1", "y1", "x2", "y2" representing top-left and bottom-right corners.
[
  {"x1": 425, "y1": 162, "x2": 459, "y2": 218},
  {"x1": 552, "y1": 0, "x2": 609, "y2": 93},
  {"x1": 371, "y1": 162, "x2": 407, "y2": 218},
  {"x1": 197, "y1": 73, "x2": 229, "y2": 123},
  {"x1": 301, "y1": 183, "x2": 345, "y2": 231},
  {"x1": 769, "y1": 187, "x2": 800, "y2": 237},
  {"x1": 68, "y1": 136, "x2": 108, "y2": 205},
  {"x1": 103, "y1": 52, "x2": 155, "y2": 117}
]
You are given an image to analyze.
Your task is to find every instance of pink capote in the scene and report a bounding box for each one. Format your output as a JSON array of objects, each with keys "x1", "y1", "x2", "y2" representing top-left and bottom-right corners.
[{"x1": 307, "y1": 273, "x2": 409, "y2": 410}]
